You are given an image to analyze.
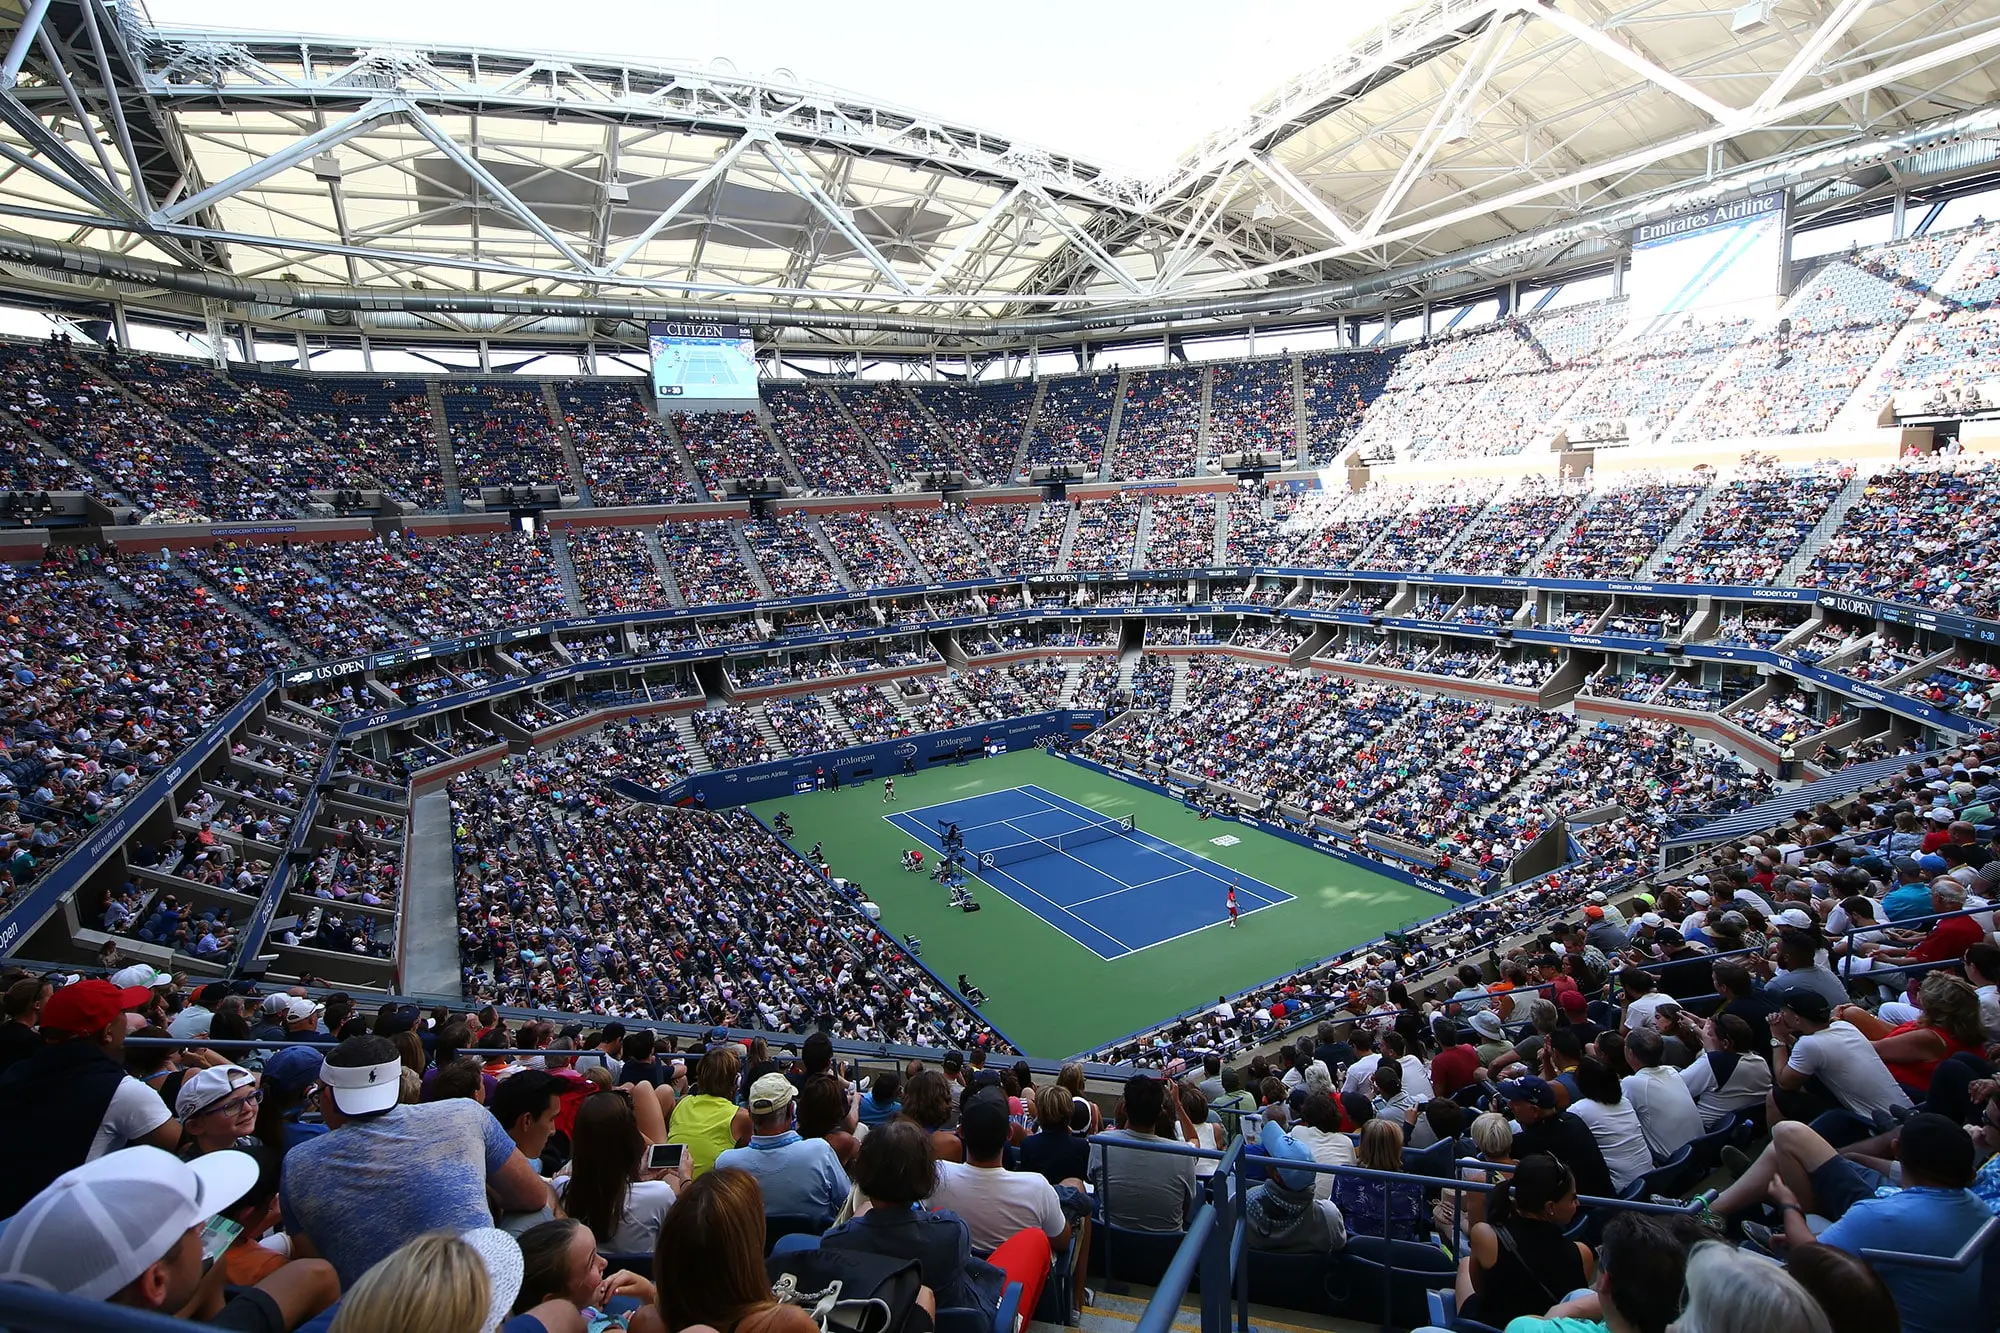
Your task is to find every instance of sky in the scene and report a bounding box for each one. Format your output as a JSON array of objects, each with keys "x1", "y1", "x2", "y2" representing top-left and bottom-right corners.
[{"x1": 146, "y1": 0, "x2": 1412, "y2": 175}]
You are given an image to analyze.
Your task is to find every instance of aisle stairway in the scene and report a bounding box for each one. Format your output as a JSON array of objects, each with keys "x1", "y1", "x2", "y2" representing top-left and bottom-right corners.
[
  {"x1": 1098, "y1": 368, "x2": 1130, "y2": 480},
  {"x1": 749, "y1": 704, "x2": 789, "y2": 756},
  {"x1": 540, "y1": 381, "x2": 590, "y2": 502},
  {"x1": 548, "y1": 529, "x2": 586, "y2": 615},
  {"x1": 821, "y1": 700, "x2": 860, "y2": 748},
  {"x1": 667, "y1": 713, "x2": 713, "y2": 773},
  {"x1": 1130, "y1": 498, "x2": 1157, "y2": 570},
  {"x1": 1055, "y1": 659, "x2": 1086, "y2": 707},
  {"x1": 641, "y1": 528, "x2": 685, "y2": 606},
  {"x1": 1636, "y1": 476, "x2": 1728, "y2": 578},
  {"x1": 1778, "y1": 468, "x2": 1875, "y2": 584},
  {"x1": 1008, "y1": 380, "x2": 1049, "y2": 484},
  {"x1": 1116, "y1": 643, "x2": 1142, "y2": 692},
  {"x1": 425, "y1": 381, "x2": 462, "y2": 512}
]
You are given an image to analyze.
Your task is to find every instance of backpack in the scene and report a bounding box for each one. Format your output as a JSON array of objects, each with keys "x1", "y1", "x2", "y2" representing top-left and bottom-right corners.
[{"x1": 767, "y1": 1248, "x2": 922, "y2": 1333}]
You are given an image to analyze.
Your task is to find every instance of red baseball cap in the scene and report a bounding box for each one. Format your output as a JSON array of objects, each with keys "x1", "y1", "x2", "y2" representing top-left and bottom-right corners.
[
  {"x1": 1558, "y1": 989, "x2": 1588, "y2": 1014},
  {"x1": 41, "y1": 980, "x2": 153, "y2": 1034}
]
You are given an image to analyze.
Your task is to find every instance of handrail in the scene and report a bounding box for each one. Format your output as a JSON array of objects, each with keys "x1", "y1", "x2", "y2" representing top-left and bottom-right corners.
[
  {"x1": 51, "y1": 996, "x2": 1143, "y2": 1082},
  {"x1": 1089, "y1": 863, "x2": 1663, "y2": 1062},
  {"x1": 1836, "y1": 901, "x2": 1991, "y2": 982},
  {"x1": 1134, "y1": 1203, "x2": 1215, "y2": 1333},
  {"x1": 1090, "y1": 1127, "x2": 1711, "y2": 1333}
]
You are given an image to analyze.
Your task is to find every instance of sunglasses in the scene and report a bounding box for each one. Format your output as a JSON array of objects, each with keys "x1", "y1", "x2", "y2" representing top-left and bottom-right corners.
[{"x1": 199, "y1": 1089, "x2": 263, "y2": 1117}]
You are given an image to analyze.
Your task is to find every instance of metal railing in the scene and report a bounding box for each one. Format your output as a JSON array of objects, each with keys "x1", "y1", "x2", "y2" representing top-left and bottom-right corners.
[{"x1": 1093, "y1": 1130, "x2": 1710, "y2": 1333}]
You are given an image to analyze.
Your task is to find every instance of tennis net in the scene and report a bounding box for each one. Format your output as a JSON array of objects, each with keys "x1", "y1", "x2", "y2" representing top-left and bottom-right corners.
[{"x1": 977, "y1": 814, "x2": 1135, "y2": 869}]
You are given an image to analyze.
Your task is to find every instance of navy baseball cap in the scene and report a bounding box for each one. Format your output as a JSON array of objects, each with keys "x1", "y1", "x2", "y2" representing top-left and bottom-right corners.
[
  {"x1": 260, "y1": 1045, "x2": 325, "y2": 1097},
  {"x1": 1497, "y1": 1076, "x2": 1556, "y2": 1109}
]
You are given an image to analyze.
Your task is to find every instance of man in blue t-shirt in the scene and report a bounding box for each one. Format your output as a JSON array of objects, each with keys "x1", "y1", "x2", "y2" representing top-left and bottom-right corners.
[
  {"x1": 1765, "y1": 1112, "x2": 1993, "y2": 1333},
  {"x1": 857, "y1": 1067, "x2": 903, "y2": 1127},
  {"x1": 281, "y1": 1035, "x2": 555, "y2": 1286},
  {"x1": 1883, "y1": 856, "x2": 1946, "y2": 919}
]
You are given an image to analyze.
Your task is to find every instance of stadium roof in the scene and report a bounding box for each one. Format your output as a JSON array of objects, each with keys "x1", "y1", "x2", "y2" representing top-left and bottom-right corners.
[{"x1": 1, "y1": 0, "x2": 1999, "y2": 342}]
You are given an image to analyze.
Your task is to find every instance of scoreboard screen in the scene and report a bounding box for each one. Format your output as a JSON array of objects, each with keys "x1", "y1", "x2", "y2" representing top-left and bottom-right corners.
[{"x1": 648, "y1": 321, "x2": 760, "y2": 413}]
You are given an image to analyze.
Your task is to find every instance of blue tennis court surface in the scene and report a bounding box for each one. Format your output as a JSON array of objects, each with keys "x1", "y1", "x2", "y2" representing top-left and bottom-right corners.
[{"x1": 884, "y1": 785, "x2": 1293, "y2": 960}]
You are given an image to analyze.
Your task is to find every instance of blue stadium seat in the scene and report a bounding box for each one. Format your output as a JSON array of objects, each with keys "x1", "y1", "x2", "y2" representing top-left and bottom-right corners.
[{"x1": 1332, "y1": 1235, "x2": 1457, "y2": 1328}]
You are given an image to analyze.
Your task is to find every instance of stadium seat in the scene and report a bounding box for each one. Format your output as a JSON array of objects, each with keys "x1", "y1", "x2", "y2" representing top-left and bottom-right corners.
[
  {"x1": 1402, "y1": 1136, "x2": 1464, "y2": 1182},
  {"x1": 1331, "y1": 1235, "x2": 1458, "y2": 1328},
  {"x1": 1680, "y1": 1121, "x2": 1738, "y2": 1185},
  {"x1": 937, "y1": 1280, "x2": 1022, "y2": 1333},
  {"x1": 766, "y1": 1214, "x2": 834, "y2": 1254},
  {"x1": 1810, "y1": 1108, "x2": 1885, "y2": 1150},
  {"x1": 1243, "y1": 1248, "x2": 1337, "y2": 1315},
  {"x1": 1089, "y1": 1221, "x2": 1188, "y2": 1290},
  {"x1": 1622, "y1": 1143, "x2": 1696, "y2": 1201},
  {"x1": 1427, "y1": 1288, "x2": 1507, "y2": 1333}
]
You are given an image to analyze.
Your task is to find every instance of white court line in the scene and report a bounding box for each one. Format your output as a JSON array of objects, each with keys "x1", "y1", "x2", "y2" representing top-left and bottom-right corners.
[
  {"x1": 1067, "y1": 869, "x2": 1196, "y2": 906},
  {"x1": 1012, "y1": 783, "x2": 1295, "y2": 922},
  {"x1": 1119, "y1": 832, "x2": 1293, "y2": 908},
  {"x1": 1037, "y1": 791, "x2": 1292, "y2": 905},
  {"x1": 881, "y1": 804, "x2": 1132, "y2": 957},
  {"x1": 887, "y1": 785, "x2": 1041, "y2": 821},
  {"x1": 975, "y1": 858, "x2": 1132, "y2": 958},
  {"x1": 1115, "y1": 896, "x2": 1289, "y2": 957},
  {"x1": 888, "y1": 780, "x2": 1287, "y2": 958},
  {"x1": 882, "y1": 801, "x2": 1055, "y2": 851},
  {"x1": 896, "y1": 811, "x2": 1041, "y2": 842}
]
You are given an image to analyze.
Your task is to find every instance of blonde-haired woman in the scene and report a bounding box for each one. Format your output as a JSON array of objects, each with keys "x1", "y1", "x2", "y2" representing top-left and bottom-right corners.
[
  {"x1": 1332, "y1": 1119, "x2": 1424, "y2": 1241},
  {"x1": 1432, "y1": 1110, "x2": 1517, "y2": 1247},
  {"x1": 1834, "y1": 970, "x2": 1986, "y2": 1099},
  {"x1": 330, "y1": 1228, "x2": 582, "y2": 1333}
]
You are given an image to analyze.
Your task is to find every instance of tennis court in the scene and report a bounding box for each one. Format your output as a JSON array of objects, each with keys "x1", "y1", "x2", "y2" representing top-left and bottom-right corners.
[
  {"x1": 754, "y1": 749, "x2": 1447, "y2": 1056},
  {"x1": 885, "y1": 785, "x2": 1293, "y2": 959}
]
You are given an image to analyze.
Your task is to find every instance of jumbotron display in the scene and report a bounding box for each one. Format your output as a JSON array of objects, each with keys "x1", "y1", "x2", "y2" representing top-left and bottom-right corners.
[{"x1": 647, "y1": 320, "x2": 760, "y2": 412}]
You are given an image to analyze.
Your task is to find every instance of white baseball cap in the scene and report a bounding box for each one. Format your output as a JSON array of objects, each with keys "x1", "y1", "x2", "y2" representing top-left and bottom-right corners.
[
  {"x1": 1687, "y1": 890, "x2": 1712, "y2": 906},
  {"x1": 174, "y1": 1064, "x2": 257, "y2": 1120},
  {"x1": 319, "y1": 1052, "x2": 403, "y2": 1115},
  {"x1": 0, "y1": 1146, "x2": 258, "y2": 1300},
  {"x1": 282, "y1": 995, "x2": 321, "y2": 1023},
  {"x1": 1775, "y1": 908, "x2": 1816, "y2": 930},
  {"x1": 1638, "y1": 913, "x2": 1664, "y2": 927},
  {"x1": 108, "y1": 964, "x2": 172, "y2": 991},
  {"x1": 259, "y1": 992, "x2": 293, "y2": 1016}
]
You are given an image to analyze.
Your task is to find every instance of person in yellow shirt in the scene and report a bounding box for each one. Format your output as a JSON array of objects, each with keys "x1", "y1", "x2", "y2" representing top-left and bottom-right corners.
[{"x1": 667, "y1": 1046, "x2": 750, "y2": 1177}]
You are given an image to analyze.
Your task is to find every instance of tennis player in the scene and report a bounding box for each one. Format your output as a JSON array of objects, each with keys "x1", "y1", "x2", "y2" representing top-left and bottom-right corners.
[{"x1": 1227, "y1": 883, "x2": 1239, "y2": 928}]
